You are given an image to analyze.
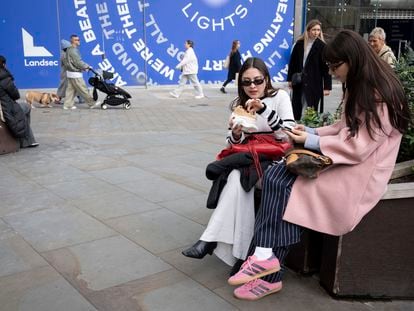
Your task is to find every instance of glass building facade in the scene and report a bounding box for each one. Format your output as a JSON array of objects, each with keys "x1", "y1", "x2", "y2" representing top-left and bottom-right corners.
[{"x1": 302, "y1": 0, "x2": 414, "y2": 57}]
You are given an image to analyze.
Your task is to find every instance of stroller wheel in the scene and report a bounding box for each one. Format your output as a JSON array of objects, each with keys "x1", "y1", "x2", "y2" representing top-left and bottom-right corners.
[
  {"x1": 101, "y1": 103, "x2": 108, "y2": 110},
  {"x1": 124, "y1": 102, "x2": 131, "y2": 110}
]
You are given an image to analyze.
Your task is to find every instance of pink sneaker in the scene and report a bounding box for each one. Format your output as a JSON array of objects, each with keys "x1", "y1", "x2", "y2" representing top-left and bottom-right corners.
[
  {"x1": 234, "y1": 279, "x2": 282, "y2": 301},
  {"x1": 228, "y1": 255, "x2": 280, "y2": 286}
]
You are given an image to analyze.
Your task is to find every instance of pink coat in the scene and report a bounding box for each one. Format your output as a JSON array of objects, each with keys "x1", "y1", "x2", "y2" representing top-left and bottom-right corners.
[{"x1": 283, "y1": 104, "x2": 402, "y2": 235}]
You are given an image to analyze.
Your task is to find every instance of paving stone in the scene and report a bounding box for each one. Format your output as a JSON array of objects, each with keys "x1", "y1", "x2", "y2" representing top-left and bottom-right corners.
[
  {"x1": 160, "y1": 246, "x2": 230, "y2": 290},
  {"x1": 86, "y1": 269, "x2": 235, "y2": 311},
  {"x1": 0, "y1": 266, "x2": 97, "y2": 311},
  {"x1": 0, "y1": 218, "x2": 15, "y2": 240},
  {"x1": 106, "y1": 208, "x2": 205, "y2": 254},
  {"x1": 70, "y1": 189, "x2": 161, "y2": 220},
  {"x1": 43, "y1": 235, "x2": 171, "y2": 292},
  {"x1": 42, "y1": 177, "x2": 121, "y2": 200},
  {"x1": 0, "y1": 235, "x2": 48, "y2": 278},
  {"x1": 0, "y1": 170, "x2": 43, "y2": 196},
  {"x1": 23, "y1": 165, "x2": 92, "y2": 186},
  {"x1": 172, "y1": 149, "x2": 218, "y2": 168},
  {"x1": 89, "y1": 165, "x2": 161, "y2": 185},
  {"x1": 4, "y1": 206, "x2": 116, "y2": 252},
  {"x1": 62, "y1": 155, "x2": 132, "y2": 172},
  {"x1": 117, "y1": 177, "x2": 203, "y2": 203},
  {"x1": 158, "y1": 194, "x2": 212, "y2": 225},
  {"x1": 0, "y1": 189, "x2": 66, "y2": 217},
  {"x1": 141, "y1": 278, "x2": 236, "y2": 311}
]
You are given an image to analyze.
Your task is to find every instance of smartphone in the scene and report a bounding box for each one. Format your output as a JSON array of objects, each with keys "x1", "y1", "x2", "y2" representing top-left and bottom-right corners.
[{"x1": 281, "y1": 124, "x2": 294, "y2": 132}]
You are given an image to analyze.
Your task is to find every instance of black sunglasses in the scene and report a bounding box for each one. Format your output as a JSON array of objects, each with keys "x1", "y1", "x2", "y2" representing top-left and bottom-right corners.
[
  {"x1": 326, "y1": 61, "x2": 344, "y2": 71},
  {"x1": 240, "y1": 78, "x2": 265, "y2": 87}
]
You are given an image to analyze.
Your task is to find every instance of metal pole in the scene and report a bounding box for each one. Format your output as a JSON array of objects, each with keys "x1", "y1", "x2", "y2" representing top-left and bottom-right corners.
[
  {"x1": 56, "y1": 0, "x2": 61, "y2": 47},
  {"x1": 142, "y1": 0, "x2": 148, "y2": 89},
  {"x1": 294, "y1": 0, "x2": 305, "y2": 40}
]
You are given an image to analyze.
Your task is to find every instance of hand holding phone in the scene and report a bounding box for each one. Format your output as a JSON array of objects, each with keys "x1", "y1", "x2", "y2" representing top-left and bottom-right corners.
[{"x1": 281, "y1": 124, "x2": 294, "y2": 133}]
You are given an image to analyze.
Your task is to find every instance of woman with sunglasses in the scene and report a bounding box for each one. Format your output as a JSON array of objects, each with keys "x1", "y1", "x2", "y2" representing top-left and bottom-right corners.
[
  {"x1": 287, "y1": 19, "x2": 332, "y2": 120},
  {"x1": 228, "y1": 29, "x2": 410, "y2": 301},
  {"x1": 182, "y1": 57, "x2": 295, "y2": 269}
]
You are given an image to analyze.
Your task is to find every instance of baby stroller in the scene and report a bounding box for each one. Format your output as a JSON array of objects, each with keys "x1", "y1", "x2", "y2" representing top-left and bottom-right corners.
[{"x1": 88, "y1": 69, "x2": 132, "y2": 110}]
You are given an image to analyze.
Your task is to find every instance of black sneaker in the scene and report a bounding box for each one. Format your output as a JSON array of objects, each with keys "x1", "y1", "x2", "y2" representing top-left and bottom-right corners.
[{"x1": 220, "y1": 87, "x2": 226, "y2": 94}]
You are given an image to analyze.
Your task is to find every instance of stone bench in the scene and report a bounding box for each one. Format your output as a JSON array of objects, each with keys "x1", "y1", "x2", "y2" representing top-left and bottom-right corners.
[{"x1": 0, "y1": 104, "x2": 19, "y2": 155}]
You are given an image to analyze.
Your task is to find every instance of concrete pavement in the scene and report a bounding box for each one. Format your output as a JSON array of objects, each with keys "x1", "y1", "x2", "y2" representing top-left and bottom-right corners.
[{"x1": 0, "y1": 83, "x2": 412, "y2": 311}]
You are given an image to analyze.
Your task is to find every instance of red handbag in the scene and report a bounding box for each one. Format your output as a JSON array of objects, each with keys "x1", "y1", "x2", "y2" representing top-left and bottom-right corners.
[
  {"x1": 217, "y1": 134, "x2": 292, "y2": 160},
  {"x1": 216, "y1": 134, "x2": 292, "y2": 177}
]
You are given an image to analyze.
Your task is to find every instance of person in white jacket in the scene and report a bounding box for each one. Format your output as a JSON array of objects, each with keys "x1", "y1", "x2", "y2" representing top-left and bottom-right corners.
[{"x1": 170, "y1": 40, "x2": 204, "y2": 99}]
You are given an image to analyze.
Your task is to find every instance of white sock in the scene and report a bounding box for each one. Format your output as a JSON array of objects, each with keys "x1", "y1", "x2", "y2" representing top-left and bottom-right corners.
[{"x1": 253, "y1": 247, "x2": 273, "y2": 260}]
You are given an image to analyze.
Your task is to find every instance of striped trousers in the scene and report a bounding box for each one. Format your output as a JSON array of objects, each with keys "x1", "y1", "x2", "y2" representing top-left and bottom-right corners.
[{"x1": 249, "y1": 162, "x2": 303, "y2": 283}]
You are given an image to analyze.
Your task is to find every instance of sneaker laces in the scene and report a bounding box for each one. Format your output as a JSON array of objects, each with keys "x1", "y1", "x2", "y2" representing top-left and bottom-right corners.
[
  {"x1": 244, "y1": 279, "x2": 261, "y2": 290},
  {"x1": 240, "y1": 255, "x2": 255, "y2": 273}
]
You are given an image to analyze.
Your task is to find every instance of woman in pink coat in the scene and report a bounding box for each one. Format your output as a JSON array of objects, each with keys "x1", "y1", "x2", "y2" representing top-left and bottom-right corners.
[{"x1": 227, "y1": 30, "x2": 410, "y2": 301}]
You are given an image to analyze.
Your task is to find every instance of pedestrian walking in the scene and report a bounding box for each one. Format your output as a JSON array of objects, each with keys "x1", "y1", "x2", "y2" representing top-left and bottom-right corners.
[
  {"x1": 220, "y1": 40, "x2": 242, "y2": 94},
  {"x1": 62, "y1": 34, "x2": 100, "y2": 110},
  {"x1": 170, "y1": 40, "x2": 204, "y2": 99}
]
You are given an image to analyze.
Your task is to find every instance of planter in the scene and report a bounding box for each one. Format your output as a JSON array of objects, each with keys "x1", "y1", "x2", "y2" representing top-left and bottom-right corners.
[{"x1": 319, "y1": 164, "x2": 414, "y2": 298}]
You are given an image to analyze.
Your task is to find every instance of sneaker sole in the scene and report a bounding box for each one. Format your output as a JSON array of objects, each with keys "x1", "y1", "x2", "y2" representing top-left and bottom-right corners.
[
  {"x1": 234, "y1": 284, "x2": 282, "y2": 301},
  {"x1": 228, "y1": 265, "x2": 280, "y2": 286}
]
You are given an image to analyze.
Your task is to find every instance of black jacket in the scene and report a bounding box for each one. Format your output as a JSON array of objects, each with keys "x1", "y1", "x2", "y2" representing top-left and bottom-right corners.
[
  {"x1": 206, "y1": 152, "x2": 272, "y2": 209},
  {"x1": 287, "y1": 38, "x2": 332, "y2": 120},
  {"x1": 227, "y1": 50, "x2": 242, "y2": 80},
  {"x1": 0, "y1": 68, "x2": 27, "y2": 138}
]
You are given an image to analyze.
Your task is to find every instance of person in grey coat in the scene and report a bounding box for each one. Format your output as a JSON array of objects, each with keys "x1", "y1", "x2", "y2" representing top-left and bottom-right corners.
[
  {"x1": 57, "y1": 39, "x2": 84, "y2": 104},
  {"x1": 62, "y1": 34, "x2": 100, "y2": 110}
]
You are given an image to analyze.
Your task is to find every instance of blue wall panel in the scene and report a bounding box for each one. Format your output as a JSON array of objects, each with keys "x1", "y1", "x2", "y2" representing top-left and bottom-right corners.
[{"x1": 0, "y1": 0, "x2": 295, "y2": 89}]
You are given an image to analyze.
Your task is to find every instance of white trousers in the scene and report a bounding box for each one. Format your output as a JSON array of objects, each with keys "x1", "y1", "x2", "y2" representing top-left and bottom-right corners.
[
  {"x1": 172, "y1": 74, "x2": 204, "y2": 97},
  {"x1": 200, "y1": 170, "x2": 255, "y2": 266}
]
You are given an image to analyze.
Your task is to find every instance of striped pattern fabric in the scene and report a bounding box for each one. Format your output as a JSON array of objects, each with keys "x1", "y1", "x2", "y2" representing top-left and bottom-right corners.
[
  {"x1": 261, "y1": 104, "x2": 284, "y2": 131},
  {"x1": 251, "y1": 163, "x2": 303, "y2": 283}
]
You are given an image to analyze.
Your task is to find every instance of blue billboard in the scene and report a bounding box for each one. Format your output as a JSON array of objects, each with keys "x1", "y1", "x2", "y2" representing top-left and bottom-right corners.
[{"x1": 0, "y1": 0, "x2": 295, "y2": 88}]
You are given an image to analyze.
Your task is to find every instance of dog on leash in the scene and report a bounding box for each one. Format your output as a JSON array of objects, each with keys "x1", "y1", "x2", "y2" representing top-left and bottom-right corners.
[{"x1": 25, "y1": 91, "x2": 60, "y2": 108}]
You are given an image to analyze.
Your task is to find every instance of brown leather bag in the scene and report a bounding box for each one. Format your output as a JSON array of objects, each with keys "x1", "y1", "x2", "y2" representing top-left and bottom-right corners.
[{"x1": 285, "y1": 148, "x2": 332, "y2": 178}]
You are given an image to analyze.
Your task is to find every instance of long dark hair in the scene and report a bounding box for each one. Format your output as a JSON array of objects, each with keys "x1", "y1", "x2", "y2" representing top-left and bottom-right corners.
[
  {"x1": 323, "y1": 29, "x2": 409, "y2": 138},
  {"x1": 230, "y1": 40, "x2": 239, "y2": 55},
  {"x1": 230, "y1": 57, "x2": 278, "y2": 110}
]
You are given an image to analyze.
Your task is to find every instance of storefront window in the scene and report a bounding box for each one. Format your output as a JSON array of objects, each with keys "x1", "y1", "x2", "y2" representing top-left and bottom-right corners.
[{"x1": 306, "y1": 0, "x2": 414, "y2": 56}]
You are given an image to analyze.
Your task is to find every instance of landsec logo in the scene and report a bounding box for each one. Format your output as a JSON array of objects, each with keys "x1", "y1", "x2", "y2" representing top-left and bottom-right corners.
[
  {"x1": 22, "y1": 28, "x2": 58, "y2": 67},
  {"x1": 64, "y1": 0, "x2": 294, "y2": 86}
]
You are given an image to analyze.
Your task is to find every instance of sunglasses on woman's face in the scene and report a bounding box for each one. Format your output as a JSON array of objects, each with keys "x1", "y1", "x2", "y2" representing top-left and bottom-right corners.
[
  {"x1": 240, "y1": 78, "x2": 265, "y2": 87},
  {"x1": 326, "y1": 61, "x2": 344, "y2": 71}
]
